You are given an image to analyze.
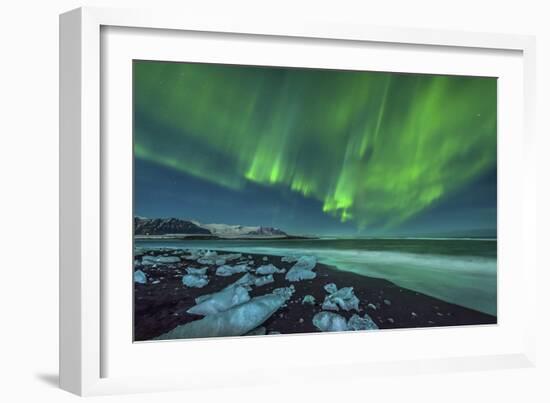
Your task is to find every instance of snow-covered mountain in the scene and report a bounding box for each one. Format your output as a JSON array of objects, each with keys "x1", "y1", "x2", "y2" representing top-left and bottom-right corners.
[
  {"x1": 134, "y1": 217, "x2": 288, "y2": 238},
  {"x1": 192, "y1": 221, "x2": 287, "y2": 238}
]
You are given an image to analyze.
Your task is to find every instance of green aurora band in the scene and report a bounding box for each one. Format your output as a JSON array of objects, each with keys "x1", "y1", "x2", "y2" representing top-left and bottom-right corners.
[{"x1": 134, "y1": 61, "x2": 497, "y2": 229}]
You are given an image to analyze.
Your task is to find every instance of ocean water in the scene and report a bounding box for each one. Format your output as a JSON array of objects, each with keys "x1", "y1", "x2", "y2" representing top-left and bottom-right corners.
[{"x1": 135, "y1": 238, "x2": 497, "y2": 316}]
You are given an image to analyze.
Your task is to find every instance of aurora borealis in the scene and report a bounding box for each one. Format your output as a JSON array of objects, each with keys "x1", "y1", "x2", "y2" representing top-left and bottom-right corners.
[{"x1": 134, "y1": 61, "x2": 497, "y2": 236}]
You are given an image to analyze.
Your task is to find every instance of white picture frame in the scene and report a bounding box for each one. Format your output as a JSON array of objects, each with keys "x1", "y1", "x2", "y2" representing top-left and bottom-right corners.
[{"x1": 59, "y1": 6, "x2": 537, "y2": 396}]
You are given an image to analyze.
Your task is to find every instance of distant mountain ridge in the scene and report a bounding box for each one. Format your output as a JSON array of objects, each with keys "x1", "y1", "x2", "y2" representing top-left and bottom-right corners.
[
  {"x1": 134, "y1": 217, "x2": 288, "y2": 238},
  {"x1": 134, "y1": 217, "x2": 210, "y2": 236},
  {"x1": 193, "y1": 221, "x2": 286, "y2": 238}
]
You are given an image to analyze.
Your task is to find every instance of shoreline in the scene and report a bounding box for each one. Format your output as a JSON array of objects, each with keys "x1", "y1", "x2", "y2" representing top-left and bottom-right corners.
[
  {"x1": 134, "y1": 248, "x2": 496, "y2": 341},
  {"x1": 134, "y1": 235, "x2": 496, "y2": 241},
  {"x1": 134, "y1": 235, "x2": 316, "y2": 241}
]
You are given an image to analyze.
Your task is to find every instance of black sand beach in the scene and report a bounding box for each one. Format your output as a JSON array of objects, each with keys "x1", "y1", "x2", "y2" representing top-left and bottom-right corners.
[{"x1": 134, "y1": 248, "x2": 496, "y2": 341}]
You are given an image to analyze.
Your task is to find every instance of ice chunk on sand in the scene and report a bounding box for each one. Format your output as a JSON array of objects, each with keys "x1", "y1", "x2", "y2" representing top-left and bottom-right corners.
[
  {"x1": 182, "y1": 274, "x2": 209, "y2": 288},
  {"x1": 245, "y1": 326, "x2": 267, "y2": 336},
  {"x1": 216, "y1": 264, "x2": 248, "y2": 277},
  {"x1": 183, "y1": 249, "x2": 206, "y2": 261},
  {"x1": 272, "y1": 285, "x2": 295, "y2": 300},
  {"x1": 285, "y1": 256, "x2": 317, "y2": 282},
  {"x1": 195, "y1": 274, "x2": 255, "y2": 305},
  {"x1": 312, "y1": 311, "x2": 348, "y2": 332},
  {"x1": 281, "y1": 255, "x2": 298, "y2": 263},
  {"x1": 188, "y1": 284, "x2": 250, "y2": 316},
  {"x1": 322, "y1": 284, "x2": 360, "y2": 312},
  {"x1": 256, "y1": 264, "x2": 285, "y2": 275},
  {"x1": 185, "y1": 267, "x2": 207, "y2": 275},
  {"x1": 222, "y1": 253, "x2": 242, "y2": 262},
  {"x1": 324, "y1": 283, "x2": 338, "y2": 294},
  {"x1": 347, "y1": 313, "x2": 379, "y2": 330},
  {"x1": 215, "y1": 258, "x2": 226, "y2": 266},
  {"x1": 134, "y1": 270, "x2": 147, "y2": 284},
  {"x1": 197, "y1": 257, "x2": 216, "y2": 265},
  {"x1": 142, "y1": 255, "x2": 181, "y2": 265},
  {"x1": 254, "y1": 274, "x2": 274, "y2": 287},
  {"x1": 234, "y1": 273, "x2": 257, "y2": 288},
  {"x1": 302, "y1": 295, "x2": 316, "y2": 305},
  {"x1": 155, "y1": 287, "x2": 295, "y2": 340}
]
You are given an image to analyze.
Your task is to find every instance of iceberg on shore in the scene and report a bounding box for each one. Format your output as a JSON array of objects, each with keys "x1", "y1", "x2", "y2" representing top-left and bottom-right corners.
[
  {"x1": 233, "y1": 273, "x2": 257, "y2": 289},
  {"x1": 222, "y1": 253, "x2": 243, "y2": 262},
  {"x1": 156, "y1": 287, "x2": 295, "y2": 340},
  {"x1": 245, "y1": 326, "x2": 267, "y2": 336},
  {"x1": 188, "y1": 284, "x2": 250, "y2": 316},
  {"x1": 321, "y1": 284, "x2": 360, "y2": 312},
  {"x1": 256, "y1": 264, "x2": 285, "y2": 275},
  {"x1": 183, "y1": 252, "x2": 200, "y2": 261},
  {"x1": 182, "y1": 273, "x2": 209, "y2": 288},
  {"x1": 216, "y1": 264, "x2": 249, "y2": 277},
  {"x1": 285, "y1": 256, "x2": 317, "y2": 282},
  {"x1": 197, "y1": 257, "x2": 216, "y2": 265},
  {"x1": 312, "y1": 311, "x2": 378, "y2": 332},
  {"x1": 254, "y1": 274, "x2": 274, "y2": 287},
  {"x1": 324, "y1": 283, "x2": 338, "y2": 294},
  {"x1": 134, "y1": 270, "x2": 147, "y2": 284},
  {"x1": 312, "y1": 311, "x2": 348, "y2": 332},
  {"x1": 142, "y1": 255, "x2": 181, "y2": 265},
  {"x1": 185, "y1": 267, "x2": 207, "y2": 275},
  {"x1": 273, "y1": 285, "x2": 295, "y2": 299},
  {"x1": 347, "y1": 314, "x2": 379, "y2": 330}
]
